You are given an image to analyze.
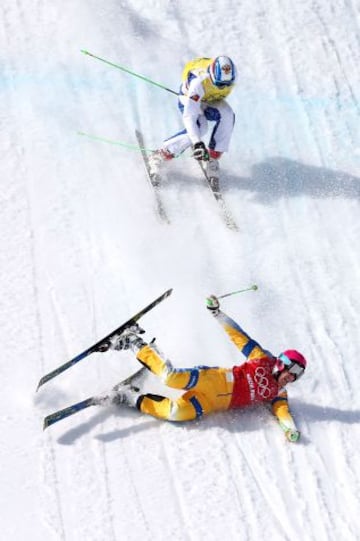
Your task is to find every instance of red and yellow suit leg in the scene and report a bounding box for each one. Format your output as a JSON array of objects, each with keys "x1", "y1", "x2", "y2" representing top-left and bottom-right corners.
[{"x1": 135, "y1": 344, "x2": 234, "y2": 422}]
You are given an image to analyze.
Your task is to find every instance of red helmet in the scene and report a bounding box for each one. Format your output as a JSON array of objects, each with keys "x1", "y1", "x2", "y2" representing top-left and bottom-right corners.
[{"x1": 273, "y1": 349, "x2": 307, "y2": 381}]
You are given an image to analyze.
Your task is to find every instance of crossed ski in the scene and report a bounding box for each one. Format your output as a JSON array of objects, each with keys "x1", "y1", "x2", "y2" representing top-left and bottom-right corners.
[
  {"x1": 136, "y1": 129, "x2": 238, "y2": 231},
  {"x1": 37, "y1": 289, "x2": 172, "y2": 390}
]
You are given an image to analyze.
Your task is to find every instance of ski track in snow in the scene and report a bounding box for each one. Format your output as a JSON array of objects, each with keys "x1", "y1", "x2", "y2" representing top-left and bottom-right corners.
[{"x1": 1, "y1": 0, "x2": 360, "y2": 540}]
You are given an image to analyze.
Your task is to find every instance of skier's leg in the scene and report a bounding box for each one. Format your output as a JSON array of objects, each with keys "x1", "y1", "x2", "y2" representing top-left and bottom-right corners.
[
  {"x1": 108, "y1": 329, "x2": 191, "y2": 391},
  {"x1": 136, "y1": 342, "x2": 197, "y2": 390},
  {"x1": 111, "y1": 350, "x2": 233, "y2": 420},
  {"x1": 160, "y1": 95, "x2": 209, "y2": 157},
  {"x1": 204, "y1": 100, "x2": 235, "y2": 153},
  {"x1": 162, "y1": 129, "x2": 192, "y2": 156},
  {"x1": 162, "y1": 114, "x2": 207, "y2": 156},
  {"x1": 107, "y1": 382, "x2": 214, "y2": 421},
  {"x1": 110, "y1": 333, "x2": 233, "y2": 412},
  {"x1": 136, "y1": 343, "x2": 233, "y2": 413},
  {"x1": 137, "y1": 390, "x2": 212, "y2": 421}
]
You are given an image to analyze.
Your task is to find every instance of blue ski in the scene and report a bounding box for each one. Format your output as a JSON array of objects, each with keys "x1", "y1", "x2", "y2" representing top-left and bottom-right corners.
[
  {"x1": 37, "y1": 289, "x2": 172, "y2": 390},
  {"x1": 43, "y1": 397, "x2": 96, "y2": 429},
  {"x1": 43, "y1": 367, "x2": 147, "y2": 430}
]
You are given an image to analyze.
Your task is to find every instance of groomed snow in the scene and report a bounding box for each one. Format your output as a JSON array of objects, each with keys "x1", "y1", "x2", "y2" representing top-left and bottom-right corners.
[{"x1": 1, "y1": 1, "x2": 359, "y2": 540}]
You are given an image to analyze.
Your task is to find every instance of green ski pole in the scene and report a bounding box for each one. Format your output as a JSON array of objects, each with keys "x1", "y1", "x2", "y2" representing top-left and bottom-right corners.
[
  {"x1": 81, "y1": 49, "x2": 179, "y2": 97},
  {"x1": 78, "y1": 131, "x2": 189, "y2": 158},
  {"x1": 218, "y1": 285, "x2": 258, "y2": 300},
  {"x1": 78, "y1": 131, "x2": 155, "y2": 152}
]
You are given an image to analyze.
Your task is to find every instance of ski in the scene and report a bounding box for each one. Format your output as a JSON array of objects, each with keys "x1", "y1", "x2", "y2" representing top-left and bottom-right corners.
[
  {"x1": 43, "y1": 367, "x2": 148, "y2": 430},
  {"x1": 135, "y1": 129, "x2": 170, "y2": 224},
  {"x1": 37, "y1": 289, "x2": 172, "y2": 390},
  {"x1": 199, "y1": 162, "x2": 238, "y2": 231},
  {"x1": 43, "y1": 397, "x2": 97, "y2": 430}
]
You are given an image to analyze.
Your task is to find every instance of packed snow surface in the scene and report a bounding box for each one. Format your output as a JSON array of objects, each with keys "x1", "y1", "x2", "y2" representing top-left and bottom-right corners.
[{"x1": 1, "y1": 1, "x2": 359, "y2": 540}]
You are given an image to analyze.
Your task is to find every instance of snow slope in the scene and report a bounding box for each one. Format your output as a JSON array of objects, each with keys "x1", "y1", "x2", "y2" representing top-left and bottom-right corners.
[{"x1": 1, "y1": 1, "x2": 359, "y2": 540}]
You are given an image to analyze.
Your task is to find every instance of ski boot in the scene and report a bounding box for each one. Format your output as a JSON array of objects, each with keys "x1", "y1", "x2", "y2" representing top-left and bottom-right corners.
[
  {"x1": 109, "y1": 383, "x2": 141, "y2": 407},
  {"x1": 206, "y1": 151, "x2": 221, "y2": 192},
  {"x1": 97, "y1": 324, "x2": 146, "y2": 353},
  {"x1": 148, "y1": 148, "x2": 174, "y2": 182}
]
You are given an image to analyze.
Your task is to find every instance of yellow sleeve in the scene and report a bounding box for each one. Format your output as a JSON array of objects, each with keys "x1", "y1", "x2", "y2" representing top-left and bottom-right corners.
[
  {"x1": 271, "y1": 390, "x2": 298, "y2": 433},
  {"x1": 214, "y1": 310, "x2": 268, "y2": 360}
]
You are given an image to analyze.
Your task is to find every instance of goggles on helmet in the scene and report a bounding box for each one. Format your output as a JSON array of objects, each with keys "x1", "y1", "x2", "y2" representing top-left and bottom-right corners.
[
  {"x1": 278, "y1": 353, "x2": 305, "y2": 380},
  {"x1": 215, "y1": 81, "x2": 232, "y2": 88}
]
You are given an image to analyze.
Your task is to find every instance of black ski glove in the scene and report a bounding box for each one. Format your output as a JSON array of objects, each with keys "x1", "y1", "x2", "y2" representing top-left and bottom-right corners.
[{"x1": 193, "y1": 141, "x2": 209, "y2": 161}]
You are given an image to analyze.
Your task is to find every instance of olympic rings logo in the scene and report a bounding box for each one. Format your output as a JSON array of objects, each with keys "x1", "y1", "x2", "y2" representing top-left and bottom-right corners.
[{"x1": 254, "y1": 367, "x2": 271, "y2": 398}]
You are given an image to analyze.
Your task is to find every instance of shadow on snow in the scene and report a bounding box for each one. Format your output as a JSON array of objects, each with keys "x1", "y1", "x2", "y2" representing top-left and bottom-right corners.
[
  {"x1": 224, "y1": 157, "x2": 360, "y2": 202},
  {"x1": 55, "y1": 398, "x2": 360, "y2": 445}
]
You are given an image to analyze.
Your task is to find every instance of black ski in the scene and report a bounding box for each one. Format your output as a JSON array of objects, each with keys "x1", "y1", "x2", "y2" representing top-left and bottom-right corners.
[
  {"x1": 43, "y1": 367, "x2": 148, "y2": 430},
  {"x1": 135, "y1": 129, "x2": 170, "y2": 224},
  {"x1": 37, "y1": 289, "x2": 172, "y2": 390},
  {"x1": 199, "y1": 162, "x2": 238, "y2": 231}
]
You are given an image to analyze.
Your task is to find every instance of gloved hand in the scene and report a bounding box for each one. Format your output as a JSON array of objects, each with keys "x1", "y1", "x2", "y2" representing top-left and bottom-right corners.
[
  {"x1": 193, "y1": 141, "x2": 209, "y2": 161},
  {"x1": 285, "y1": 429, "x2": 300, "y2": 442},
  {"x1": 206, "y1": 294, "x2": 220, "y2": 312}
]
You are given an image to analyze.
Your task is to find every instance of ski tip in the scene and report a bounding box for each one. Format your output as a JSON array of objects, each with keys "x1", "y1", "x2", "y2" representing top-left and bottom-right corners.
[
  {"x1": 43, "y1": 415, "x2": 57, "y2": 430},
  {"x1": 37, "y1": 372, "x2": 52, "y2": 391}
]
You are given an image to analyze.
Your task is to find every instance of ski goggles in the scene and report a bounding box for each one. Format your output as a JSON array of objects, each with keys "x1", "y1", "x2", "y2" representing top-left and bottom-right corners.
[
  {"x1": 214, "y1": 80, "x2": 233, "y2": 88},
  {"x1": 278, "y1": 353, "x2": 305, "y2": 380}
]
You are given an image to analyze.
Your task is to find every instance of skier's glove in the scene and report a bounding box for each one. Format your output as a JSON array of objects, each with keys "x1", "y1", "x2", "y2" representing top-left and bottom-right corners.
[
  {"x1": 285, "y1": 429, "x2": 300, "y2": 442},
  {"x1": 206, "y1": 295, "x2": 220, "y2": 312},
  {"x1": 193, "y1": 141, "x2": 209, "y2": 161}
]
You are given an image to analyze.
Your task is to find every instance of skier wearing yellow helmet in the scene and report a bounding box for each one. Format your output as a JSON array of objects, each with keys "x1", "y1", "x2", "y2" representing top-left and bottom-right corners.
[{"x1": 149, "y1": 56, "x2": 237, "y2": 190}]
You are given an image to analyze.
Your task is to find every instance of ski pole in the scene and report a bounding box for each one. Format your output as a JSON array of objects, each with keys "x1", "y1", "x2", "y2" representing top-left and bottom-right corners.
[
  {"x1": 78, "y1": 131, "x2": 189, "y2": 158},
  {"x1": 218, "y1": 284, "x2": 258, "y2": 300},
  {"x1": 78, "y1": 131, "x2": 155, "y2": 152},
  {"x1": 81, "y1": 49, "x2": 179, "y2": 97}
]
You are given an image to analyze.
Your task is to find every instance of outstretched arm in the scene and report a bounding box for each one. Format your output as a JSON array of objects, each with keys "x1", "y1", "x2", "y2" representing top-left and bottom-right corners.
[
  {"x1": 271, "y1": 391, "x2": 300, "y2": 442},
  {"x1": 206, "y1": 295, "x2": 269, "y2": 360}
]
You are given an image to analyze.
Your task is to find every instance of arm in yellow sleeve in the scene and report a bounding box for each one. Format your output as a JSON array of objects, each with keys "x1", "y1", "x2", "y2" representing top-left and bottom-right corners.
[
  {"x1": 213, "y1": 310, "x2": 269, "y2": 360},
  {"x1": 271, "y1": 390, "x2": 300, "y2": 442}
]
